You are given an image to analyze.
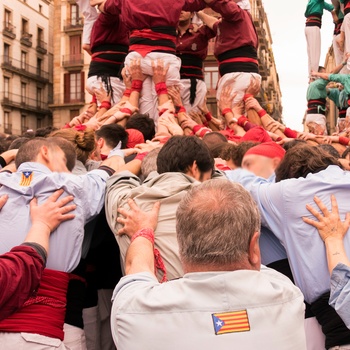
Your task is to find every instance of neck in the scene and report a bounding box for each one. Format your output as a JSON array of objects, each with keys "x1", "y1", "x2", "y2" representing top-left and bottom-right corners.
[
  {"x1": 182, "y1": 259, "x2": 259, "y2": 274},
  {"x1": 178, "y1": 20, "x2": 191, "y2": 34}
]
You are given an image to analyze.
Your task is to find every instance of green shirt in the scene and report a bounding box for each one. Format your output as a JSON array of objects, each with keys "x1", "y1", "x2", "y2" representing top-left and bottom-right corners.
[
  {"x1": 329, "y1": 74, "x2": 350, "y2": 95},
  {"x1": 306, "y1": 78, "x2": 328, "y2": 100},
  {"x1": 305, "y1": 0, "x2": 334, "y2": 17}
]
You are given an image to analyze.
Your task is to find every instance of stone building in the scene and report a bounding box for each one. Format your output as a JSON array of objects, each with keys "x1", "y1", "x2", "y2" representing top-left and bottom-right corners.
[{"x1": 1, "y1": 0, "x2": 53, "y2": 135}]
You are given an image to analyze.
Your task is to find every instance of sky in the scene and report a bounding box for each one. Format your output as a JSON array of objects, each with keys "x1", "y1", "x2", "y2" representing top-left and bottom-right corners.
[{"x1": 262, "y1": 0, "x2": 335, "y2": 131}]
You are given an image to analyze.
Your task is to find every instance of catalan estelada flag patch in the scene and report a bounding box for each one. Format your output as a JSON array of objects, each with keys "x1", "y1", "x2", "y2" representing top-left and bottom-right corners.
[
  {"x1": 20, "y1": 171, "x2": 33, "y2": 186},
  {"x1": 212, "y1": 310, "x2": 250, "y2": 335}
]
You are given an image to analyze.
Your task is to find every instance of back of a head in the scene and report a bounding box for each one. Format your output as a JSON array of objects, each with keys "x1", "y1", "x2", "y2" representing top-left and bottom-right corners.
[
  {"x1": 176, "y1": 179, "x2": 260, "y2": 267},
  {"x1": 8, "y1": 137, "x2": 30, "y2": 150},
  {"x1": 220, "y1": 141, "x2": 258, "y2": 167},
  {"x1": 282, "y1": 139, "x2": 307, "y2": 151},
  {"x1": 318, "y1": 144, "x2": 340, "y2": 159},
  {"x1": 15, "y1": 137, "x2": 47, "y2": 168},
  {"x1": 50, "y1": 128, "x2": 95, "y2": 164},
  {"x1": 35, "y1": 126, "x2": 59, "y2": 138},
  {"x1": 141, "y1": 147, "x2": 162, "y2": 178},
  {"x1": 157, "y1": 135, "x2": 214, "y2": 175},
  {"x1": 275, "y1": 144, "x2": 341, "y2": 182},
  {"x1": 95, "y1": 124, "x2": 128, "y2": 149},
  {"x1": 202, "y1": 132, "x2": 228, "y2": 158},
  {"x1": 125, "y1": 113, "x2": 155, "y2": 141},
  {"x1": 50, "y1": 136, "x2": 77, "y2": 171}
]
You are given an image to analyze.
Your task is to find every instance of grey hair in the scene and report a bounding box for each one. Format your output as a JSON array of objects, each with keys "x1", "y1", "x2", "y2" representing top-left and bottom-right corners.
[
  {"x1": 176, "y1": 179, "x2": 261, "y2": 266},
  {"x1": 141, "y1": 147, "x2": 161, "y2": 178}
]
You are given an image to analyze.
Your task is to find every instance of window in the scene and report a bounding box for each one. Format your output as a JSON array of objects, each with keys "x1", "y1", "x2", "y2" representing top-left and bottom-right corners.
[
  {"x1": 21, "y1": 51, "x2": 27, "y2": 69},
  {"x1": 37, "y1": 87, "x2": 42, "y2": 108},
  {"x1": 4, "y1": 9, "x2": 12, "y2": 28},
  {"x1": 4, "y1": 78, "x2": 10, "y2": 99},
  {"x1": 21, "y1": 18, "x2": 29, "y2": 35},
  {"x1": 21, "y1": 115, "x2": 27, "y2": 133},
  {"x1": 64, "y1": 72, "x2": 84, "y2": 103},
  {"x1": 4, "y1": 44, "x2": 10, "y2": 63},
  {"x1": 37, "y1": 27, "x2": 43, "y2": 43},
  {"x1": 21, "y1": 82, "x2": 27, "y2": 104},
  {"x1": 204, "y1": 66, "x2": 219, "y2": 95},
  {"x1": 70, "y1": 73, "x2": 81, "y2": 101},
  {"x1": 37, "y1": 58, "x2": 42, "y2": 76},
  {"x1": 4, "y1": 112, "x2": 12, "y2": 134},
  {"x1": 39, "y1": 4, "x2": 42, "y2": 13},
  {"x1": 70, "y1": 4, "x2": 79, "y2": 25},
  {"x1": 37, "y1": 118, "x2": 43, "y2": 129}
]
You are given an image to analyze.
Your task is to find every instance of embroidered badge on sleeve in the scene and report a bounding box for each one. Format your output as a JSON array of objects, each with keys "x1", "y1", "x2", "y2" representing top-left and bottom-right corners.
[
  {"x1": 212, "y1": 310, "x2": 250, "y2": 335},
  {"x1": 20, "y1": 171, "x2": 33, "y2": 186}
]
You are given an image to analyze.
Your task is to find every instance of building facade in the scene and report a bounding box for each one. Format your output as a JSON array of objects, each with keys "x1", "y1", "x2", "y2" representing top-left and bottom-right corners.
[
  {"x1": 50, "y1": 0, "x2": 90, "y2": 128},
  {"x1": 1, "y1": 0, "x2": 53, "y2": 135}
]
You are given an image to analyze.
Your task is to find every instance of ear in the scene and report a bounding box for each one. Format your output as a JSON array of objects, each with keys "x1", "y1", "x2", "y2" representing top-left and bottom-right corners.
[
  {"x1": 187, "y1": 161, "x2": 199, "y2": 178},
  {"x1": 39, "y1": 145, "x2": 50, "y2": 163},
  {"x1": 97, "y1": 137, "x2": 104, "y2": 149},
  {"x1": 248, "y1": 231, "x2": 261, "y2": 270}
]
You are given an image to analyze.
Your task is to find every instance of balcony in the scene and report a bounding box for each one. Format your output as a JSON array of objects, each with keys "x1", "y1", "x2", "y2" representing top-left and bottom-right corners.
[
  {"x1": 36, "y1": 39, "x2": 47, "y2": 54},
  {"x1": 63, "y1": 17, "x2": 83, "y2": 32},
  {"x1": 62, "y1": 54, "x2": 84, "y2": 69},
  {"x1": 1, "y1": 56, "x2": 49, "y2": 82},
  {"x1": 4, "y1": 123, "x2": 12, "y2": 134},
  {"x1": 20, "y1": 32, "x2": 33, "y2": 47},
  {"x1": 1, "y1": 92, "x2": 51, "y2": 115},
  {"x1": 3, "y1": 22, "x2": 16, "y2": 39}
]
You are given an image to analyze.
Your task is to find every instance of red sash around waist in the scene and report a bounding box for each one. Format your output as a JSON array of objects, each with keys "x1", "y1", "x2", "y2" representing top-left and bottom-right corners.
[{"x1": 0, "y1": 269, "x2": 69, "y2": 340}]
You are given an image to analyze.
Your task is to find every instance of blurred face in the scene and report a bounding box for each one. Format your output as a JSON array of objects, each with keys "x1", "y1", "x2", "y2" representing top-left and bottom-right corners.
[
  {"x1": 307, "y1": 122, "x2": 326, "y2": 136},
  {"x1": 47, "y1": 146, "x2": 69, "y2": 173},
  {"x1": 179, "y1": 11, "x2": 192, "y2": 22},
  {"x1": 242, "y1": 154, "x2": 275, "y2": 179}
]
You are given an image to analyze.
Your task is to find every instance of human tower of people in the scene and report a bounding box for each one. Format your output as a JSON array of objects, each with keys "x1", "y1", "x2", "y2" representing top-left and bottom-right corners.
[{"x1": 1, "y1": 0, "x2": 350, "y2": 349}]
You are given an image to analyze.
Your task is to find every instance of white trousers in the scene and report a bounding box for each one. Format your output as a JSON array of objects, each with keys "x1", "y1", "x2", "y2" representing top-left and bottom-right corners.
[
  {"x1": 75, "y1": 0, "x2": 98, "y2": 46},
  {"x1": 304, "y1": 317, "x2": 326, "y2": 350},
  {"x1": 333, "y1": 34, "x2": 349, "y2": 74},
  {"x1": 63, "y1": 323, "x2": 87, "y2": 350},
  {"x1": 216, "y1": 72, "x2": 261, "y2": 107},
  {"x1": 180, "y1": 79, "x2": 207, "y2": 113},
  {"x1": 342, "y1": 14, "x2": 350, "y2": 72},
  {"x1": 305, "y1": 26, "x2": 321, "y2": 78},
  {"x1": 125, "y1": 51, "x2": 181, "y2": 126},
  {"x1": 86, "y1": 76, "x2": 125, "y2": 107}
]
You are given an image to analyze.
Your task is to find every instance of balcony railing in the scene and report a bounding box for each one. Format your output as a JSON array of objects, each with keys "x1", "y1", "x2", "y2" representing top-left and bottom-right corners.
[
  {"x1": 1, "y1": 56, "x2": 49, "y2": 81},
  {"x1": 62, "y1": 54, "x2": 84, "y2": 68},
  {"x1": 63, "y1": 17, "x2": 84, "y2": 31},
  {"x1": 1, "y1": 92, "x2": 50, "y2": 115},
  {"x1": 20, "y1": 32, "x2": 33, "y2": 47},
  {"x1": 3, "y1": 22, "x2": 16, "y2": 39},
  {"x1": 36, "y1": 39, "x2": 47, "y2": 54},
  {"x1": 4, "y1": 123, "x2": 12, "y2": 134}
]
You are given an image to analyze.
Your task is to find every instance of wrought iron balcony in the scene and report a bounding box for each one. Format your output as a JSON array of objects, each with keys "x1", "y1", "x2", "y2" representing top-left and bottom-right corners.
[
  {"x1": 3, "y1": 22, "x2": 16, "y2": 39},
  {"x1": 4, "y1": 123, "x2": 12, "y2": 134},
  {"x1": 20, "y1": 32, "x2": 33, "y2": 47},
  {"x1": 63, "y1": 17, "x2": 84, "y2": 32},
  {"x1": 36, "y1": 39, "x2": 47, "y2": 54},
  {"x1": 1, "y1": 92, "x2": 50, "y2": 115},
  {"x1": 1, "y1": 56, "x2": 49, "y2": 82},
  {"x1": 62, "y1": 54, "x2": 84, "y2": 69}
]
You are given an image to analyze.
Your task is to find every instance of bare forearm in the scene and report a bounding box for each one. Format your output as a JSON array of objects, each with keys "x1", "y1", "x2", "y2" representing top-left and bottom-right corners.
[
  {"x1": 325, "y1": 238, "x2": 350, "y2": 273},
  {"x1": 125, "y1": 238, "x2": 155, "y2": 276},
  {"x1": 23, "y1": 222, "x2": 51, "y2": 255}
]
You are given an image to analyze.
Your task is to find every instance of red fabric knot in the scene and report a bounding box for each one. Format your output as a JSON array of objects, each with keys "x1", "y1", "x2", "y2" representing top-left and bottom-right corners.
[
  {"x1": 131, "y1": 228, "x2": 167, "y2": 283},
  {"x1": 100, "y1": 100, "x2": 111, "y2": 110},
  {"x1": 123, "y1": 88, "x2": 131, "y2": 97}
]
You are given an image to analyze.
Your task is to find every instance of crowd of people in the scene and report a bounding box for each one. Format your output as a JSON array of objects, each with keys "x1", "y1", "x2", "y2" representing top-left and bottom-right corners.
[{"x1": 1, "y1": 0, "x2": 350, "y2": 349}]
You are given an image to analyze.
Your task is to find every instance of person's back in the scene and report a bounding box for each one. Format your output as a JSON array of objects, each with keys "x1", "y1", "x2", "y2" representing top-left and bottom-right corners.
[
  {"x1": 105, "y1": 135, "x2": 215, "y2": 280},
  {"x1": 111, "y1": 179, "x2": 306, "y2": 350}
]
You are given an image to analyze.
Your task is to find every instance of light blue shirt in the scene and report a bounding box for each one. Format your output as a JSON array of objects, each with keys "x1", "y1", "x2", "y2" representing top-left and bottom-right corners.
[
  {"x1": 0, "y1": 162, "x2": 109, "y2": 272},
  {"x1": 329, "y1": 263, "x2": 350, "y2": 329},
  {"x1": 225, "y1": 165, "x2": 350, "y2": 303}
]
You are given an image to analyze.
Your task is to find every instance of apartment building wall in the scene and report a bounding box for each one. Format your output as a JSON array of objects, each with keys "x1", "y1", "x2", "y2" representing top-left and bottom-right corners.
[{"x1": 1, "y1": 0, "x2": 53, "y2": 135}]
